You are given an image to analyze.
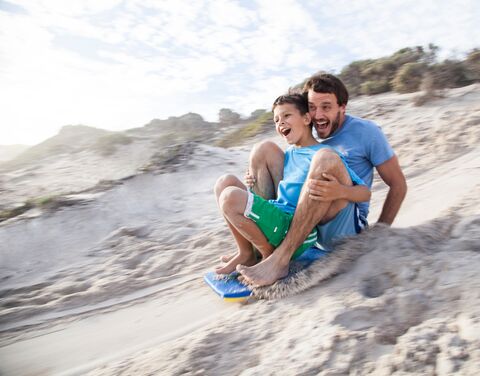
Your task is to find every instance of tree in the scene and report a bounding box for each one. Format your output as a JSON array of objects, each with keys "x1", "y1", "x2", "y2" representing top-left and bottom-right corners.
[{"x1": 218, "y1": 108, "x2": 241, "y2": 125}]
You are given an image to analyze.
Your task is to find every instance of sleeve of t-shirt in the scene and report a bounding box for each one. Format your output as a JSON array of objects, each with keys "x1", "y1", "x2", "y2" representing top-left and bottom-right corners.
[
  {"x1": 339, "y1": 155, "x2": 366, "y2": 186},
  {"x1": 349, "y1": 166, "x2": 365, "y2": 186},
  {"x1": 368, "y1": 122, "x2": 395, "y2": 167}
]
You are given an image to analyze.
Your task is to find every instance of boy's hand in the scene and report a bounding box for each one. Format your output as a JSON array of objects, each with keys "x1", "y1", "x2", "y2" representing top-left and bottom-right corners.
[
  {"x1": 307, "y1": 173, "x2": 345, "y2": 202},
  {"x1": 244, "y1": 170, "x2": 256, "y2": 188}
]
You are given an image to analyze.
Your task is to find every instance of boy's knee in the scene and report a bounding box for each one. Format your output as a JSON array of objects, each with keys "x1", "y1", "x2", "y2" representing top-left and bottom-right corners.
[
  {"x1": 250, "y1": 141, "x2": 282, "y2": 164},
  {"x1": 218, "y1": 186, "x2": 242, "y2": 213},
  {"x1": 214, "y1": 174, "x2": 238, "y2": 196}
]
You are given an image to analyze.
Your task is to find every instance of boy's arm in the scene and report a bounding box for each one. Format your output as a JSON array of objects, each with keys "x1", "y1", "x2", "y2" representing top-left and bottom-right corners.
[{"x1": 307, "y1": 173, "x2": 371, "y2": 203}]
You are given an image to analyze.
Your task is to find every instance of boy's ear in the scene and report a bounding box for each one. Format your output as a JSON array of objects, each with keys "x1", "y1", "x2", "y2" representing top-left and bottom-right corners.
[{"x1": 304, "y1": 112, "x2": 312, "y2": 125}]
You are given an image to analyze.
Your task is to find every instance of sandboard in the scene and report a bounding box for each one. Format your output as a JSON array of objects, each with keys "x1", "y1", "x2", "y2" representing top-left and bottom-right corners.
[{"x1": 204, "y1": 246, "x2": 328, "y2": 302}]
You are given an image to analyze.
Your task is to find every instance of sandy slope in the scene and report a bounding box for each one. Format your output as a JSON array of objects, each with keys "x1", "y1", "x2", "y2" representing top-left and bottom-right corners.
[{"x1": 0, "y1": 85, "x2": 480, "y2": 375}]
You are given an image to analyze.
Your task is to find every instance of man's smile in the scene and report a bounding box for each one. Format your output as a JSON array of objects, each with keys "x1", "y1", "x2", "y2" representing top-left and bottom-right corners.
[{"x1": 314, "y1": 119, "x2": 329, "y2": 130}]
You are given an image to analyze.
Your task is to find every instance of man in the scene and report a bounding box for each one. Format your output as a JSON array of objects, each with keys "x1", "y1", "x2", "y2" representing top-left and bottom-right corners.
[{"x1": 237, "y1": 73, "x2": 407, "y2": 286}]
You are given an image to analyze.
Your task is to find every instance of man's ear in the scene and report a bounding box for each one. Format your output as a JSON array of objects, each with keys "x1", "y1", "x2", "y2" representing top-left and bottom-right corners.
[{"x1": 339, "y1": 104, "x2": 346, "y2": 114}]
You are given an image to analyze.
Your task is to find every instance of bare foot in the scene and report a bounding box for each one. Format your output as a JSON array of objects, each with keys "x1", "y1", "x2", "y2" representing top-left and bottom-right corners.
[
  {"x1": 237, "y1": 253, "x2": 289, "y2": 286},
  {"x1": 215, "y1": 252, "x2": 257, "y2": 275},
  {"x1": 220, "y1": 253, "x2": 235, "y2": 263}
]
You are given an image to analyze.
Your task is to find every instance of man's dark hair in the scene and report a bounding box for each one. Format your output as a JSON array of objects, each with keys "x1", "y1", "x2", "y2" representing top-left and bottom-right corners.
[
  {"x1": 302, "y1": 73, "x2": 349, "y2": 106},
  {"x1": 272, "y1": 93, "x2": 309, "y2": 114}
]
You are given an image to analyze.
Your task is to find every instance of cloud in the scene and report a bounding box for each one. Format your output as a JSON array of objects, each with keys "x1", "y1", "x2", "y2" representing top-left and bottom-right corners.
[{"x1": 1, "y1": 0, "x2": 479, "y2": 144}]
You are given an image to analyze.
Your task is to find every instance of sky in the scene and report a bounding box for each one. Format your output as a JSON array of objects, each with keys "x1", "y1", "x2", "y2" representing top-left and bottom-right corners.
[{"x1": 0, "y1": 0, "x2": 479, "y2": 145}]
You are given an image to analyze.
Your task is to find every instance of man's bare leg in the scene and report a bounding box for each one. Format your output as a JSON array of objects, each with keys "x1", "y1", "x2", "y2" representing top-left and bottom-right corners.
[
  {"x1": 237, "y1": 149, "x2": 353, "y2": 286},
  {"x1": 220, "y1": 141, "x2": 284, "y2": 263},
  {"x1": 215, "y1": 185, "x2": 274, "y2": 274}
]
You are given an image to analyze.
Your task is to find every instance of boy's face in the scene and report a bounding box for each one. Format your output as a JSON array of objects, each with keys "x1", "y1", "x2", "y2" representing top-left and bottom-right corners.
[
  {"x1": 307, "y1": 90, "x2": 346, "y2": 139},
  {"x1": 273, "y1": 103, "x2": 311, "y2": 145}
]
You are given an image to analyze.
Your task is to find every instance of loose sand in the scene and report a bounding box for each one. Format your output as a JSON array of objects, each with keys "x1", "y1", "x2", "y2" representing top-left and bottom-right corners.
[{"x1": 1, "y1": 85, "x2": 479, "y2": 375}]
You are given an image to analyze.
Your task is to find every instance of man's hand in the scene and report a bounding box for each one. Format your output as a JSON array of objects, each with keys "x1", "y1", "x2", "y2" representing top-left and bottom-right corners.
[
  {"x1": 244, "y1": 170, "x2": 256, "y2": 189},
  {"x1": 307, "y1": 173, "x2": 344, "y2": 202}
]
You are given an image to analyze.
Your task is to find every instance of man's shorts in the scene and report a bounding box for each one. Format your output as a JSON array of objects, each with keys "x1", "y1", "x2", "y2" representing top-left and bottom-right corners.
[
  {"x1": 243, "y1": 191, "x2": 317, "y2": 259},
  {"x1": 315, "y1": 202, "x2": 368, "y2": 252}
]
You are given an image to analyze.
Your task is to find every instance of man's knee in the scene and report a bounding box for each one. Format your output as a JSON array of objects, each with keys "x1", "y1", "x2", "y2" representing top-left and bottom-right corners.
[
  {"x1": 218, "y1": 186, "x2": 244, "y2": 214},
  {"x1": 310, "y1": 149, "x2": 342, "y2": 176},
  {"x1": 214, "y1": 174, "x2": 239, "y2": 197}
]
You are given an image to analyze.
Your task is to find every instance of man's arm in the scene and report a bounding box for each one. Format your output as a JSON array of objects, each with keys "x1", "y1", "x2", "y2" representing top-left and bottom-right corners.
[{"x1": 375, "y1": 155, "x2": 407, "y2": 225}]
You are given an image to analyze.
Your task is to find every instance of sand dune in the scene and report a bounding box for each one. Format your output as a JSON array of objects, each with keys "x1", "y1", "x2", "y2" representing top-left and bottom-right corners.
[{"x1": 0, "y1": 85, "x2": 479, "y2": 375}]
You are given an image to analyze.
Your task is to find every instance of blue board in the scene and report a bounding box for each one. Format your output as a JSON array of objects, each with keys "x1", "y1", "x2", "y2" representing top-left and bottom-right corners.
[{"x1": 204, "y1": 246, "x2": 328, "y2": 301}]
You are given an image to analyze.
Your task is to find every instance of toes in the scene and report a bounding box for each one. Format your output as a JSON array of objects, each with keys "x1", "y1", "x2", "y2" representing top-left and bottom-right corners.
[{"x1": 220, "y1": 254, "x2": 233, "y2": 263}]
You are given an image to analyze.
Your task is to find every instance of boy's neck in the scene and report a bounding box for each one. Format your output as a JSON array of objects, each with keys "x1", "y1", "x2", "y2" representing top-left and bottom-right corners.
[{"x1": 293, "y1": 136, "x2": 318, "y2": 148}]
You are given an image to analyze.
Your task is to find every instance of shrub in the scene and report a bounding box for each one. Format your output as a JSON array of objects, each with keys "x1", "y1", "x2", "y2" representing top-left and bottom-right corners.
[
  {"x1": 412, "y1": 72, "x2": 443, "y2": 106},
  {"x1": 428, "y1": 60, "x2": 472, "y2": 90},
  {"x1": 359, "y1": 80, "x2": 390, "y2": 95},
  {"x1": 464, "y1": 48, "x2": 480, "y2": 81},
  {"x1": 218, "y1": 108, "x2": 241, "y2": 125},
  {"x1": 392, "y1": 62, "x2": 428, "y2": 93},
  {"x1": 94, "y1": 133, "x2": 133, "y2": 156}
]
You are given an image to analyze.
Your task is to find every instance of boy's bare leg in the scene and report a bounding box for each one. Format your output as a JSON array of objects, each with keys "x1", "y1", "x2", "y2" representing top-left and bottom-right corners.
[
  {"x1": 215, "y1": 185, "x2": 274, "y2": 274},
  {"x1": 249, "y1": 141, "x2": 284, "y2": 200},
  {"x1": 220, "y1": 141, "x2": 284, "y2": 263},
  {"x1": 214, "y1": 175, "x2": 254, "y2": 271},
  {"x1": 238, "y1": 149, "x2": 352, "y2": 286}
]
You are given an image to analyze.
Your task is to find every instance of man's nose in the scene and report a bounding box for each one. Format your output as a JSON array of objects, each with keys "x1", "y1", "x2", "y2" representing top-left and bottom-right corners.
[{"x1": 314, "y1": 108, "x2": 324, "y2": 118}]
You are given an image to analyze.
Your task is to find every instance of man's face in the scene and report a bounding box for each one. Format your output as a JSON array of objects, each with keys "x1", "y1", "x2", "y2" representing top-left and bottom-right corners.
[{"x1": 307, "y1": 90, "x2": 346, "y2": 139}]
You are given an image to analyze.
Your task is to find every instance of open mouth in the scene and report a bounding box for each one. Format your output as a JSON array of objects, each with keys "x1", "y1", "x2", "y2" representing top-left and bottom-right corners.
[
  {"x1": 280, "y1": 128, "x2": 291, "y2": 137},
  {"x1": 315, "y1": 120, "x2": 329, "y2": 130}
]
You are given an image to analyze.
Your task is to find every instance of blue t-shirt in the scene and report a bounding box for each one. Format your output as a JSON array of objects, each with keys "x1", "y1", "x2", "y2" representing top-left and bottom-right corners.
[
  {"x1": 319, "y1": 114, "x2": 394, "y2": 218},
  {"x1": 270, "y1": 144, "x2": 364, "y2": 214}
]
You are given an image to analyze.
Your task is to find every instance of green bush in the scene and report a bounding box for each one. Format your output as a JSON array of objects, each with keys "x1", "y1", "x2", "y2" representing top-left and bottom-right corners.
[
  {"x1": 392, "y1": 62, "x2": 428, "y2": 93},
  {"x1": 428, "y1": 60, "x2": 472, "y2": 90},
  {"x1": 359, "y1": 80, "x2": 390, "y2": 95}
]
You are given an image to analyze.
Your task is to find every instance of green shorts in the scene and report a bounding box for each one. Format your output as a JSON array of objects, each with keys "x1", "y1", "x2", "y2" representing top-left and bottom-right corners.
[{"x1": 244, "y1": 191, "x2": 317, "y2": 259}]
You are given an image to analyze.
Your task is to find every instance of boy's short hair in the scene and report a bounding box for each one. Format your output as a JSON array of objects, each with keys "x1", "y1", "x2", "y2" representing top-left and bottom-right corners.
[
  {"x1": 302, "y1": 73, "x2": 349, "y2": 106},
  {"x1": 272, "y1": 93, "x2": 309, "y2": 115}
]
